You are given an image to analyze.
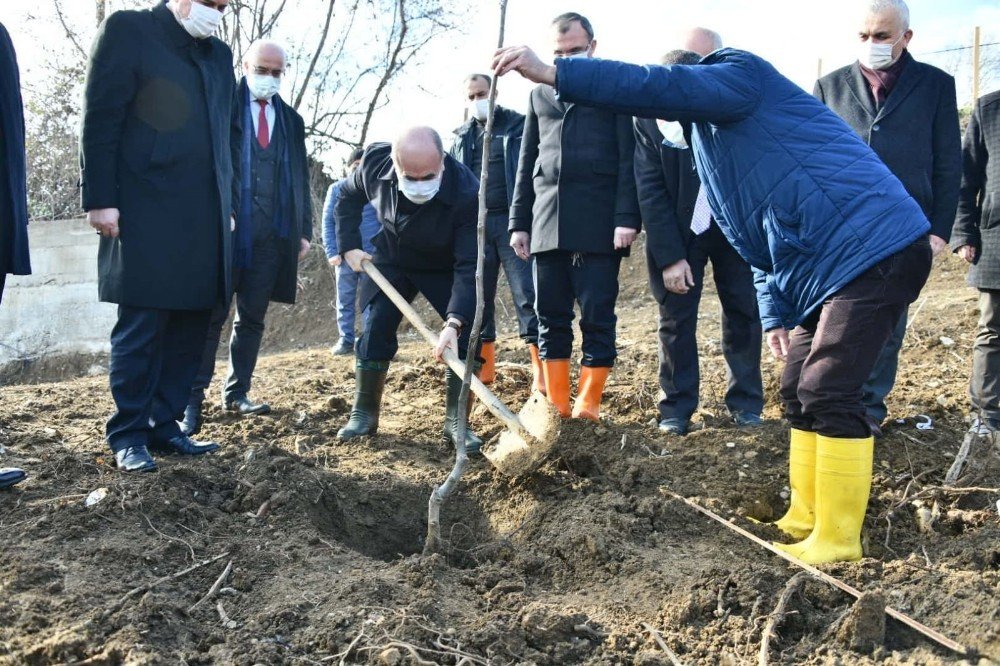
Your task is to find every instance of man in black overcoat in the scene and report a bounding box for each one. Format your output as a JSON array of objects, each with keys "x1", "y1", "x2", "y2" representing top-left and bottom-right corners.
[
  {"x1": 635, "y1": 45, "x2": 763, "y2": 437},
  {"x1": 181, "y1": 39, "x2": 312, "y2": 435},
  {"x1": 334, "y1": 128, "x2": 486, "y2": 454},
  {"x1": 508, "y1": 12, "x2": 640, "y2": 423},
  {"x1": 952, "y1": 90, "x2": 1000, "y2": 433},
  {"x1": 0, "y1": 21, "x2": 30, "y2": 490},
  {"x1": 814, "y1": 0, "x2": 961, "y2": 435},
  {"x1": 80, "y1": 0, "x2": 240, "y2": 471}
]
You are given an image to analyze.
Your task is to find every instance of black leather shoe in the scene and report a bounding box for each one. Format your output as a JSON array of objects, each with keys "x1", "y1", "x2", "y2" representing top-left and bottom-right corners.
[
  {"x1": 330, "y1": 339, "x2": 354, "y2": 356},
  {"x1": 225, "y1": 396, "x2": 271, "y2": 415},
  {"x1": 148, "y1": 435, "x2": 220, "y2": 456},
  {"x1": 0, "y1": 467, "x2": 27, "y2": 489},
  {"x1": 115, "y1": 446, "x2": 158, "y2": 472},
  {"x1": 179, "y1": 402, "x2": 203, "y2": 436}
]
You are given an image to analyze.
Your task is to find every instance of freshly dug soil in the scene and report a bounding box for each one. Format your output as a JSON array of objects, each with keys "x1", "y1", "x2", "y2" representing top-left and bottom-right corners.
[{"x1": 1, "y1": 247, "x2": 997, "y2": 665}]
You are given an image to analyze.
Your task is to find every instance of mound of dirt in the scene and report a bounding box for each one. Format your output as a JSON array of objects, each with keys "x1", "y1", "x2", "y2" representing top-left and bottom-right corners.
[{"x1": 1, "y1": 252, "x2": 998, "y2": 664}]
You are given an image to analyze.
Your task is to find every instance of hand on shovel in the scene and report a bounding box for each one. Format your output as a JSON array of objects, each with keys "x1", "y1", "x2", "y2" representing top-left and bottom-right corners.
[{"x1": 434, "y1": 321, "x2": 460, "y2": 362}]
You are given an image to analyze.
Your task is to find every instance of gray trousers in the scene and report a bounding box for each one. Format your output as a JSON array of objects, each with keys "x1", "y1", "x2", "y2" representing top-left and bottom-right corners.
[{"x1": 970, "y1": 289, "x2": 1000, "y2": 420}]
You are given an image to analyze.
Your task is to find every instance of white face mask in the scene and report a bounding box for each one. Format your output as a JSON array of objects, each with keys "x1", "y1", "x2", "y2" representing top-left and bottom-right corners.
[
  {"x1": 657, "y1": 119, "x2": 688, "y2": 149},
  {"x1": 858, "y1": 34, "x2": 904, "y2": 71},
  {"x1": 468, "y1": 98, "x2": 489, "y2": 122},
  {"x1": 247, "y1": 73, "x2": 281, "y2": 101},
  {"x1": 397, "y1": 170, "x2": 443, "y2": 205},
  {"x1": 178, "y1": 1, "x2": 224, "y2": 40},
  {"x1": 554, "y1": 45, "x2": 592, "y2": 63}
]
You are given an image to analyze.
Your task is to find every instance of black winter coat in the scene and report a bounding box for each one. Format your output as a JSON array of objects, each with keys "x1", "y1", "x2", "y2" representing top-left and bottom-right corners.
[
  {"x1": 814, "y1": 52, "x2": 961, "y2": 241},
  {"x1": 335, "y1": 142, "x2": 479, "y2": 323},
  {"x1": 951, "y1": 90, "x2": 1000, "y2": 289},
  {"x1": 80, "y1": 3, "x2": 240, "y2": 310},
  {"x1": 509, "y1": 84, "x2": 640, "y2": 255},
  {"x1": 0, "y1": 21, "x2": 30, "y2": 289}
]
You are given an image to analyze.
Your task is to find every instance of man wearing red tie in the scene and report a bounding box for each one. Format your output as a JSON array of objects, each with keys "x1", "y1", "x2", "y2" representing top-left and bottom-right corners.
[{"x1": 182, "y1": 39, "x2": 313, "y2": 435}]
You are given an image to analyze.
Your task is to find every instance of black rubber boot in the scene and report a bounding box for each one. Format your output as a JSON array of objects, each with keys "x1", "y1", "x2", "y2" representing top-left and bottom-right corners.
[
  {"x1": 443, "y1": 363, "x2": 484, "y2": 455},
  {"x1": 337, "y1": 360, "x2": 389, "y2": 439}
]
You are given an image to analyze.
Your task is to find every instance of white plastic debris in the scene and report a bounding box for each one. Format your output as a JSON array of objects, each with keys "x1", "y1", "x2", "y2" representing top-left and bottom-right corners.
[
  {"x1": 915, "y1": 414, "x2": 934, "y2": 431},
  {"x1": 939, "y1": 336, "x2": 955, "y2": 347},
  {"x1": 725, "y1": 442, "x2": 736, "y2": 448},
  {"x1": 85, "y1": 487, "x2": 109, "y2": 507}
]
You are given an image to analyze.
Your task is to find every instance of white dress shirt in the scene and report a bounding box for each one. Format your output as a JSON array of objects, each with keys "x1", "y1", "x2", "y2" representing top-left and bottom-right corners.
[{"x1": 249, "y1": 96, "x2": 275, "y2": 143}]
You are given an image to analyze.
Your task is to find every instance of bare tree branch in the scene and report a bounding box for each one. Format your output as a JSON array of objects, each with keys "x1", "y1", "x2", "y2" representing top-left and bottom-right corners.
[
  {"x1": 292, "y1": 0, "x2": 337, "y2": 110},
  {"x1": 54, "y1": 0, "x2": 88, "y2": 60}
]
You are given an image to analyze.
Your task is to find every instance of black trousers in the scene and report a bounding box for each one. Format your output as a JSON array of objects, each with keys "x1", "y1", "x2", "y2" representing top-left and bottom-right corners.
[
  {"x1": 356, "y1": 266, "x2": 474, "y2": 362},
  {"x1": 190, "y1": 234, "x2": 281, "y2": 405},
  {"x1": 481, "y1": 209, "x2": 538, "y2": 343},
  {"x1": 657, "y1": 225, "x2": 763, "y2": 421},
  {"x1": 106, "y1": 306, "x2": 212, "y2": 452},
  {"x1": 970, "y1": 289, "x2": 1000, "y2": 420},
  {"x1": 533, "y1": 250, "x2": 621, "y2": 367},
  {"x1": 780, "y1": 238, "x2": 932, "y2": 438}
]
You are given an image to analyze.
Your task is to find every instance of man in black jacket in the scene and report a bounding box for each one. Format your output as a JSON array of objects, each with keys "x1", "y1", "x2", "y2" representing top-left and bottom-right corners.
[
  {"x1": 635, "y1": 45, "x2": 763, "y2": 436},
  {"x1": 509, "y1": 12, "x2": 640, "y2": 422},
  {"x1": 0, "y1": 22, "x2": 29, "y2": 490},
  {"x1": 181, "y1": 39, "x2": 313, "y2": 436},
  {"x1": 81, "y1": 0, "x2": 240, "y2": 471},
  {"x1": 952, "y1": 90, "x2": 1000, "y2": 433},
  {"x1": 815, "y1": 0, "x2": 961, "y2": 435},
  {"x1": 450, "y1": 74, "x2": 541, "y2": 393},
  {"x1": 335, "y1": 128, "x2": 485, "y2": 453}
]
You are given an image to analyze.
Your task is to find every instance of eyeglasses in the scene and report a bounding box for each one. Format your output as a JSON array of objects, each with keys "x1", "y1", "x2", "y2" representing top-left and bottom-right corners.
[{"x1": 252, "y1": 66, "x2": 284, "y2": 77}]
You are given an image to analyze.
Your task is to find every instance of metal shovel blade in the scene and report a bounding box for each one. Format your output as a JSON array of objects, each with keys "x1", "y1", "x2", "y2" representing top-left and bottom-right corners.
[{"x1": 483, "y1": 390, "x2": 562, "y2": 476}]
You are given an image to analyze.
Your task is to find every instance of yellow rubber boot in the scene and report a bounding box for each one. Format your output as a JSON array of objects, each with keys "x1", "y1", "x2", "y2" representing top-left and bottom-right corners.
[
  {"x1": 772, "y1": 429, "x2": 817, "y2": 539},
  {"x1": 572, "y1": 366, "x2": 610, "y2": 421},
  {"x1": 480, "y1": 341, "x2": 496, "y2": 384},
  {"x1": 542, "y1": 359, "x2": 571, "y2": 417},
  {"x1": 774, "y1": 434, "x2": 874, "y2": 564},
  {"x1": 528, "y1": 344, "x2": 546, "y2": 395}
]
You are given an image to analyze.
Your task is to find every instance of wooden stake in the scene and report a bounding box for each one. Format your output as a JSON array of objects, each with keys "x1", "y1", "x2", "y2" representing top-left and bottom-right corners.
[
  {"x1": 658, "y1": 488, "x2": 974, "y2": 657},
  {"x1": 972, "y1": 26, "x2": 981, "y2": 103}
]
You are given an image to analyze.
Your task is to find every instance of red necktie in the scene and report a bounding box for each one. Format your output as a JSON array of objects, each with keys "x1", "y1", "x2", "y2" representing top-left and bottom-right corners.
[{"x1": 256, "y1": 100, "x2": 269, "y2": 149}]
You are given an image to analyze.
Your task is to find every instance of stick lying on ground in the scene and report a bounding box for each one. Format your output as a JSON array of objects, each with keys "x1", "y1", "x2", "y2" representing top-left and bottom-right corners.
[
  {"x1": 758, "y1": 572, "x2": 808, "y2": 665},
  {"x1": 659, "y1": 488, "x2": 975, "y2": 658}
]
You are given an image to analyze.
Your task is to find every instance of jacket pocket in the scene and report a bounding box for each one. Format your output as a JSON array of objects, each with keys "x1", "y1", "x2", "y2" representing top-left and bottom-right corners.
[
  {"x1": 982, "y1": 193, "x2": 998, "y2": 230},
  {"x1": 762, "y1": 205, "x2": 812, "y2": 257}
]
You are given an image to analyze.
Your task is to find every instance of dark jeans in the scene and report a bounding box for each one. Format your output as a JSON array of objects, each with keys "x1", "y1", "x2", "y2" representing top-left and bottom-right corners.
[
  {"x1": 780, "y1": 238, "x2": 932, "y2": 438},
  {"x1": 106, "y1": 306, "x2": 212, "y2": 452},
  {"x1": 533, "y1": 250, "x2": 621, "y2": 367},
  {"x1": 191, "y1": 235, "x2": 281, "y2": 405},
  {"x1": 657, "y1": 225, "x2": 763, "y2": 421},
  {"x1": 356, "y1": 268, "x2": 474, "y2": 362},
  {"x1": 970, "y1": 289, "x2": 1000, "y2": 420},
  {"x1": 482, "y1": 209, "x2": 538, "y2": 343},
  {"x1": 861, "y1": 309, "x2": 907, "y2": 423}
]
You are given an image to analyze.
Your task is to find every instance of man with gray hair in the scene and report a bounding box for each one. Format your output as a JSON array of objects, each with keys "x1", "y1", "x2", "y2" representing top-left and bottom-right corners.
[
  {"x1": 815, "y1": 0, "x2": 961, "y2": 437},
  {"x1": 680, "y1": 27, "x2": 722, "y2": 57},
  {"x1": 182, "y1": 38, "x2": 313, "y2": 435},
  {"x1": 334, "y1": 127, "x2": 486, "y2": 454}
]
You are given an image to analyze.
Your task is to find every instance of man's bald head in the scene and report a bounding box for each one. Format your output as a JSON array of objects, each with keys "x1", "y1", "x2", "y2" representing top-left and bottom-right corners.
[
  {"x1": 392, "y1": 127, "x2": 445, "y2": 181},
  {"x1": 243, "y1": 39, "x2": 287, "y2": 72},
  {"x1": 682, "y1": 27, "x2": 723, "y2": 57}
]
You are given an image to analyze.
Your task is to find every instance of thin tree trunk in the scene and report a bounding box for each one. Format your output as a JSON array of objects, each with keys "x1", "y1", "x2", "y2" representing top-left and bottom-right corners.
[
  {"x1": 292, "y1": 0, "x2": 337, "y2": 111},
  {"x1": 96, "y1": 0, "x2": 107, "y2": 26}
]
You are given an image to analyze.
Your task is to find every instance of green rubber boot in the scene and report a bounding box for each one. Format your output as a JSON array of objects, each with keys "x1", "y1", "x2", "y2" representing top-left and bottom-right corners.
[
  {"x1": 443, "y1": 363, "x2": 484, "y2": 455},
  {"x1": 337, "y1": 360, "x2": 389, "y2": 439}
]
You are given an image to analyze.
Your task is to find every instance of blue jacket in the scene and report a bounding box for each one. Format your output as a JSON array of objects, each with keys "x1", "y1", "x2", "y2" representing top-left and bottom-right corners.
[
  {"x1": 322, "y1": 178, "x2": 378, "y2": 258},
  {"x1": 555, "y1": 49, "x2": 930, "y2": 330}
]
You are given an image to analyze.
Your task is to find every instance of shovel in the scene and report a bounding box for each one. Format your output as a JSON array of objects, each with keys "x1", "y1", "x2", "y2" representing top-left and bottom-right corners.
[{"x1": 360, "y1": 259, "x2": 561, "y2": 475}]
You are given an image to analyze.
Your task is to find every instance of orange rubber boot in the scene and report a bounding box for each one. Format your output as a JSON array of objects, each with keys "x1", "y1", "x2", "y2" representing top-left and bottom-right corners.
[
  {"x1": 528, "y1": 344, "x2": 546, "y2": 395},
  {"x1": 480, "y1": 341, "x2": 496, "y2": 384},
  {"x1": 542, "y1": 359, "x2": 571, "y2": 417},
  {"x1": 572, "y1": 366, "x2": 610, "y2": 421}
]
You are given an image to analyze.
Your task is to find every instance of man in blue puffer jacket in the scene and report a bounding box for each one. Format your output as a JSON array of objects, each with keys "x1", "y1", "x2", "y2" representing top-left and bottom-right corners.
[{"x1": 493, "y1": 45, "x2": 933, "y2": 565}]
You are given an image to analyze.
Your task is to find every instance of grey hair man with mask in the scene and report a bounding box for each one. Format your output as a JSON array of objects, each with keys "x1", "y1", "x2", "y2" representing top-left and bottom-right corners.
[
  {"x1": 181, "y1": 39, "x2": 313, "y2": 436},
  {"x1": 80, "y1": 0, "x2": 240, "y2": 472},
  {"x1": 815, "y1": 0, "x2": 960, "y2": 436},
  {"x1": 334, "y1": 128, "x2": 486, "y2": 454}
]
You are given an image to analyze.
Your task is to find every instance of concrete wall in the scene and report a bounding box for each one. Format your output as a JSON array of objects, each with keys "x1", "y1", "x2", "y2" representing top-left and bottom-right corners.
[{"x1": 0, "y1": 218, "x2": 116, "y2": 366}]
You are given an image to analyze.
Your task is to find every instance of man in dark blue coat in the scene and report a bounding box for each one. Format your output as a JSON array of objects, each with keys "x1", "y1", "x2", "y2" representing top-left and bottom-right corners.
[
  {"x1": 493, "y1": 44, "x2": 931, "y2": 564},
  {"x1": 509, "y1": 13, "x2": 640, "y2": 423},
  {"x1": 815, "y1": 0, "x2": 961, "y2": 436},
  {"x1": 334, "y1": 128, "x2": 485, "y2": 453},
  {"x1": 450, "y1": 74, "x2": 541, "y2": 392},
  {"x1": 636, "y1": 42, "x2": 763, "y2": 437},
  {"x1": 81, "y1": 0, "x2": 240, "y2": 471},
  {"x1": 181, "y1": 39, "x2": 313, "y2": 436},
  {"x1": 0, "y1": 22, "x2": 29, "y2": 490}
]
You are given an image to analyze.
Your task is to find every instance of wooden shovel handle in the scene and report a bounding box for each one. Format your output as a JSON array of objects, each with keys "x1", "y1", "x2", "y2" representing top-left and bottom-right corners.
[{"x1": 360, "y1": 260, "x2": 527, "y2": 435}]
